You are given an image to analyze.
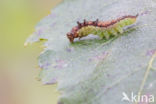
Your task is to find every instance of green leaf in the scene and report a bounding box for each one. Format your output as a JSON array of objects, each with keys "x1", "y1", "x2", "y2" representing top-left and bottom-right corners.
[{"x1": 26, "y1": 0, "x2": 156, "y2": 104}]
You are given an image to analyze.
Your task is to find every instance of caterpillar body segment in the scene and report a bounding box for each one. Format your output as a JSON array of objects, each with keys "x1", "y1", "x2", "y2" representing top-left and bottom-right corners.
[{"x1": 67, "y1": 14, "x2": 138, "y2": 43}]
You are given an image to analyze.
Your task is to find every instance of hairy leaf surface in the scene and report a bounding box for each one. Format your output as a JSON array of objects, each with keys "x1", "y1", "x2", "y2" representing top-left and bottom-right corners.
[{"x1": 26, "y1": 0, "x2": 156, "y2": 104}]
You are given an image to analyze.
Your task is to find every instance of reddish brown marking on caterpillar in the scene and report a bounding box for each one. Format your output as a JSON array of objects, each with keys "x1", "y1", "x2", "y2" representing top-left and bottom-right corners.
[{"x1": 67, "y1": 14, "x2": 138, "y2": 43}]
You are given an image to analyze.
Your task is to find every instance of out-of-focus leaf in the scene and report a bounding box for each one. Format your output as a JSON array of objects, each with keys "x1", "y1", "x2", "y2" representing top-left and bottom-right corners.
[{"x1": 26, "y1": 0, "x2": 156, "y2": 104}]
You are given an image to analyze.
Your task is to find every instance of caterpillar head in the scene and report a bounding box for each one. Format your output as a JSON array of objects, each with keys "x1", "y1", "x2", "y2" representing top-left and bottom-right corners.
[
  {"x1": 67, "y1": 32, "x2": 74, "y2": 43},
  {"x1": 67, "y1": 27, "x2": 79, "y2": 43}
]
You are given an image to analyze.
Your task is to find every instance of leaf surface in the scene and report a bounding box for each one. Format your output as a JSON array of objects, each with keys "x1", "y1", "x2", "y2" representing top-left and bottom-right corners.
[{"x1": 26, "y1": 0, "x2": 156, "y2": 104}]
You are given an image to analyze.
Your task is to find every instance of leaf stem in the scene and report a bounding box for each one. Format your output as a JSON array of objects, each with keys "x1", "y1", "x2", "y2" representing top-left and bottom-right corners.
[{"x1": 135, "y1": 51, "x2": 156, "y2": 104}]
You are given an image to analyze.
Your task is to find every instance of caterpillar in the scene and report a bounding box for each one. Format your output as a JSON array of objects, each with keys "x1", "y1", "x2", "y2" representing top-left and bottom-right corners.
[{"x1": 67, "y1": 14, "x2": 138, "y2": 43}]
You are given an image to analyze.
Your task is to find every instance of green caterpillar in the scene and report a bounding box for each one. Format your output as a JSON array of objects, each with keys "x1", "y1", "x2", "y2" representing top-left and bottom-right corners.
[{"x1": 67, "y1": 14, "x2": 138, "y2": 43}]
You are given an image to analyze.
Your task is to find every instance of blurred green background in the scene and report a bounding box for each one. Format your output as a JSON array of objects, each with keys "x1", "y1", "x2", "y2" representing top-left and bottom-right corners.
[{"x1": 0, "y1": 0, "x2": 62, "y2": 104}]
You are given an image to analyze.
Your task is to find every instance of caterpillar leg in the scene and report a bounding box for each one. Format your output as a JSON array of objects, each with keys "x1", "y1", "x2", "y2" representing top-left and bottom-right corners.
[
  {"x1": 98, "y1": 31, "x2": 104, "y2": 39},
  {"x1": 101, "y1": 30, "x2": 110, "y2": 40},
  {"x1": 115, "y1": 26, "x2": 123, "y2": 34},
  {"x1": 109, "y1": 28, "x2": 118, "y2": 36},
  {"x1": 79, "y1": 36, "x2": 83, "y2": 40},
  {"x1": 97, "y1": 29, "x2": 103, "y2": 39}
]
